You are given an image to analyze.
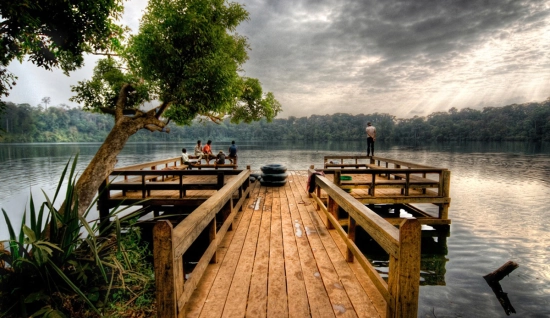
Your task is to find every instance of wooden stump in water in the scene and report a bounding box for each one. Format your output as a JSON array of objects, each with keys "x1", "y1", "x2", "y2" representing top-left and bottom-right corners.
[{"x1": 483, "y1": 261, "x2": 519, "y2": 315}]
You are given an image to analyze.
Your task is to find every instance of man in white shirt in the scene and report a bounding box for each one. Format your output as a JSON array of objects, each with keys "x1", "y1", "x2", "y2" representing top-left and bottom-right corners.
[{"x1": 365, "y1": 122, "x2": 376, "y2": 157}]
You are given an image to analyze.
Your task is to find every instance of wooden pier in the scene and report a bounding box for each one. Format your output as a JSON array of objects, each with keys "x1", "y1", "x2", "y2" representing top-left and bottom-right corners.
[{"x1": 97, "y1": 156, "x2": 452, "y2": 317}]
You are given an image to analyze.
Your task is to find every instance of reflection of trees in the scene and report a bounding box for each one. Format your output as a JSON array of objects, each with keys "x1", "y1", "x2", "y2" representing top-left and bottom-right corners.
[{"x1": 1, "y1": 100, "x2": 549, "y2": 142}]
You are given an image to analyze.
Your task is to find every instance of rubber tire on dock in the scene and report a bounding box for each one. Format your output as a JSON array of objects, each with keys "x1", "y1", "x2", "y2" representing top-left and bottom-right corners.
[
  {"x1": 260, "y1": 164, "x2": 288, "y2": 187},
  {"x1": 260, "y1": 164, "x2": 287, "y2": 174},
  {"x1": 260, "y1": 172, "x2": 288, "y2": 182},
  {"x1": 260, "y1": 179, "x2": 287, "y2": 187}
]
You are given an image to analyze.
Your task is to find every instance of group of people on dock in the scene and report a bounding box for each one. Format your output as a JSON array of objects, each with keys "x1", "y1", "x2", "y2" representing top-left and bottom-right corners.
[{"x1": 181, "y1": 140, "x2": 238, "y2": 168}]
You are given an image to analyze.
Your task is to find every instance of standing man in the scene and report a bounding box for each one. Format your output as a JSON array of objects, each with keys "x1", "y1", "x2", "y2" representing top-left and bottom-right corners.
[
  {"x1": 366, "y1": 122, "x2": 376, "y2": 157},
  {"x1": 228, "y1": 140, "x2": 238, "y2": 164}
]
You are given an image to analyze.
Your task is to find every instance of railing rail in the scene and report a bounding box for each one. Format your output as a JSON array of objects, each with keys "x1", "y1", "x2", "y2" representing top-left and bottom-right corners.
[
  {"x1": 308, "y1": 168, "x2": 421, "y2": 318},
  {"x1": 114, "y1": 157, "x2": 182, "y2": 171},
  {"x1": 153, "y1": 169, "x2": 251, "y2": 317}
]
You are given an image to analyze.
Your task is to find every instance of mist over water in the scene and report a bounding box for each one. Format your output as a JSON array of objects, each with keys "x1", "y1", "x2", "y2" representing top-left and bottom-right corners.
[{"x1": 1, "y1": 140, "x2": 549, "y2": 316}]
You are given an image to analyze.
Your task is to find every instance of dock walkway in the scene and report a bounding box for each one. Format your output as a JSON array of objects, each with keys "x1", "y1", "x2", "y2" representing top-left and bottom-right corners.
[
  {"x1": 99, "y1": 157, "x2": 436, "y2": 317},
  {"x1": 183, "y1": 172, "x2": 385, "y2": 317}
]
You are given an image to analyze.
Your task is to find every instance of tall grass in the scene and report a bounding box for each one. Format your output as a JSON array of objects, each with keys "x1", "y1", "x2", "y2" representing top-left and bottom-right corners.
[{"x1": 0, "y1": 156, "x2": 155, "y2": 317}]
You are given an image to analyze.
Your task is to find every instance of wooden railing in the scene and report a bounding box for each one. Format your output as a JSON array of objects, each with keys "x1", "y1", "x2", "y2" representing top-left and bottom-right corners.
[
  {"x1": 308, "y1": 168, "x2": 421, "y2": 318},
  {"x1": 115, "y1": 157, "x2": 183, "y2": 171},
  {"x1": 153, "y1": 169, "x2": 251, "y2": 317}
]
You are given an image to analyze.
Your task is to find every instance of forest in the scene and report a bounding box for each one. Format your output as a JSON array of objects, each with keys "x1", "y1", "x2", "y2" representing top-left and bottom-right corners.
[{"x1": 1, "y1": 98, "x2": 549, "y2": 143}]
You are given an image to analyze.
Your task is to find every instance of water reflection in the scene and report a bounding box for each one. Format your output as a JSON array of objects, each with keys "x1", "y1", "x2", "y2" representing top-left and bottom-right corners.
[{"x1": 1, "y1": 141, "x2": 550, "y2": 317}]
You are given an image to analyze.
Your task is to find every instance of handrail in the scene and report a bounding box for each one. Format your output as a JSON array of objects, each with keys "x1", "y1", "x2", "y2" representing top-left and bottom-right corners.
[
  {"x1": 153, "y1": 169, "x2": 251, "y2": 317},
  {"x1": 114, "y1": 157, "x2": 182, "y2": 171},
  {"x1": 324, "y1": 155, "x2": 443, "y2": 169},
  {"x1": 309, "y1": 168, "x2": 421, "y2": 318}
]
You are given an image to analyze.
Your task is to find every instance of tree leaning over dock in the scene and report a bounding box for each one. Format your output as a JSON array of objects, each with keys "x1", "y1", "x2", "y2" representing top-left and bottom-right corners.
[{"x1": 70, "y1": 0, "x2": 282, "y2": 216}]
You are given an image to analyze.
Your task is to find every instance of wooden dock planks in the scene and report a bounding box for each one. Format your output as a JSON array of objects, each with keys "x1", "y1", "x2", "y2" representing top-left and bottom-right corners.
[{"x1": 185, "y1": 173, "x2": 383, "y2": 318}]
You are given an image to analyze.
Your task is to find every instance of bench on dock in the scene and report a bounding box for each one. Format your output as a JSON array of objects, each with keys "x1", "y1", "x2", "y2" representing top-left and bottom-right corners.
[
  {"x1": 106, "y1": 170, "x2": 241, "y2": 199},
  {"x1": 318, "y1": 155, "x2": 452, "y2": 220},
  {"x1": 189, "y1": 155, "x2": 237, "y2": 165}
]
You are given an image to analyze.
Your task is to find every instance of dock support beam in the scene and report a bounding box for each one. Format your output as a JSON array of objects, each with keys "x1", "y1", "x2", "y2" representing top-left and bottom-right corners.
[{"x1": 387, "y1": 219, "x2": 421, "y2": 318}]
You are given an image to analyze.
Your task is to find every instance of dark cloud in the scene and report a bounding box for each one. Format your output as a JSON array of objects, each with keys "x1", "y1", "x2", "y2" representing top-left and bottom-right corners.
[
  {"x1": 238, "y1": 0, "x2": 550, "y2": 117},
  {"x1": 6, "y1": 0, "x2": 550, "y2": 118}
]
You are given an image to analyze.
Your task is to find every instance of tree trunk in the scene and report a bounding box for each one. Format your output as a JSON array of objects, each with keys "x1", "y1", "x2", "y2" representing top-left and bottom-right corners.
[{"x1": 76, "y1": 117, "x2": 144, "y2": 216}]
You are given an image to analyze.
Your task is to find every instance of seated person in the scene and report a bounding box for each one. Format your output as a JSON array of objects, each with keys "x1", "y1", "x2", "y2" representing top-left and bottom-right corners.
[
  {"x1": 216, "y1": 150, "x2": 226, "y2": 164},
  {"x1": 228, "y1": 140, "x2": 237, "y2": 164},
  {"x1": 203, "y1": 140, "x2": 213, "y2": 162},
  {"x1": 194, "y1": 140, "x2": 204, "y2": 163},
  {"x1": 181, "y1": 148, "x2": 193, "y2": 169}
]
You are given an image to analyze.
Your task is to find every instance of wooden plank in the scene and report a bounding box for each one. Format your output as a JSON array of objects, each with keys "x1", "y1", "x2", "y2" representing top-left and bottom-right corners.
[
  {"x1": 289, "y1": 178, "x2": 357, "y2": 317},
  {"x1": 183, "y1": 182, "x2": 259, "y2": 317},
  {"x1": 172, "y1": 171, "x2": 250, "y2": 257},
  {"x1": 246, "y1": 186, "x2": 273, "y2": 317},
  {"x1": 267, "y1": 186, "x2": 289, "y2": 317},
  {"x1": 309, "y1": 181, "x2": 391, "y2": 304},
  {"x1": 327, "y1": 228, "x2": 387, "y2": 316},
  {"x1": 221, "y1": 186, "x2": 265, "y2": 317},
  {"x1": 285, "y1": 173, "x2": 336, "y2": 318},
  {"x1": 294, "y1": 174, "x2": 382, "y2": 318},
  {"x1": 279, "y1": 176, "x2": 310, "y2": 318},
  {"x1": 197, "y1": 184, "x2": 262, "y2": 318}
]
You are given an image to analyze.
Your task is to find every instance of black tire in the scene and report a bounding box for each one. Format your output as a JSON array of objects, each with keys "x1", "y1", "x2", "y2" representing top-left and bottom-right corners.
[
  {"x1": 261, "y1": 173, "x2": 288, "y2": 182},
  {"x1": 261, "y1": 164, "x2": 287, "y2": 174},
  {"x1": 260, "y1": 179, "x2": 287, "y2": 187}
]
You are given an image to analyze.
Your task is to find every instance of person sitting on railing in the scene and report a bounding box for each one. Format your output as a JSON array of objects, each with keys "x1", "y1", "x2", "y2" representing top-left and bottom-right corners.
[
  {"x1": 203, "y1": 140, "x2": 213, "y2": 162},
  {"x1": 228, "y1": 140, "x2": 238, "y2": 164},
  {"x1": 181, "y1": 148, "x2": 193, "y2": 170},
  {"x1": 216, "y1": 150, "x2": 226, "y2": 165},
  {"x1": 194, "y1": 140, "x2": 204, "y2": 163}
]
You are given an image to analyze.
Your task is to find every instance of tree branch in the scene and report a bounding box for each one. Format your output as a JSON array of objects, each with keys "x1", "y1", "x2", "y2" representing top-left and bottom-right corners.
[
  {"x1": 115, "y1": 84, "x2": 134, "y2": 120},
  {"x1": 154, "y1": 101, "x2": 171, "y2": 119}
]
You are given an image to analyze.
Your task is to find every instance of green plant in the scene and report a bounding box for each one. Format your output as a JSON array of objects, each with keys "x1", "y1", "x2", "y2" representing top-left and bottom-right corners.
[{"x1": 0, "y1": 156, "x2": 155, "y2": 317}]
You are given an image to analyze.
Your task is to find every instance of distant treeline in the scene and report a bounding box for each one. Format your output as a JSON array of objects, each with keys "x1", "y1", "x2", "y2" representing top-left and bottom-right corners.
[{"x1": 1, "y1": 99, "x2": 549, "y2": 142}]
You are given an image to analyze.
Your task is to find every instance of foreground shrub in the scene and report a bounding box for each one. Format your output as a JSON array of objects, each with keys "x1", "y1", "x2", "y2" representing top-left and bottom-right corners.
[{"x1": 0, "y1": 156, "x2": 155, "y2": 317}]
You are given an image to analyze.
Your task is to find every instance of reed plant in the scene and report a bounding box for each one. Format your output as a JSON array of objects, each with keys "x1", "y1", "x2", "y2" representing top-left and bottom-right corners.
[{"x1": 0, "y1": 156, "x2": 155, "y2": 317}]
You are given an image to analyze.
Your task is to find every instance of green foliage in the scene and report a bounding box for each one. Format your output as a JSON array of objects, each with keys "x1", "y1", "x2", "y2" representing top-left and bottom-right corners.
[
  {"x1": 70, "y1": 58, "x2": 154, "y2": 113},
  {"x1": 0, "y1": 157, "x2": 155, "y2": 317},
  {"x1": 2, "y1": 99, "x2": 550, "y2": 142},
  {"x1": 0, "y1": 0, "x2": 125, "y2": 101},
  {"x1": 72, "y1": 0, "x2": 281, "y2": 128}
]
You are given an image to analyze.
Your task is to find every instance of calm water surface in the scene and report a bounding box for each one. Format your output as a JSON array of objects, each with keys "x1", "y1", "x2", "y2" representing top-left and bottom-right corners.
[{"x1": 1, "y1": 141, "x2": 549, "y2": 317}]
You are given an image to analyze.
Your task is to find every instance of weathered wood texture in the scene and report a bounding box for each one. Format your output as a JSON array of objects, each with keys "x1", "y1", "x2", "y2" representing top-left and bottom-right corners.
[
  {"x1": 183, "y1": 172, "x2": 387, "y2": 318},
  {"x1": 309, "y1": 169, "x2": 422, "y2": 318}
]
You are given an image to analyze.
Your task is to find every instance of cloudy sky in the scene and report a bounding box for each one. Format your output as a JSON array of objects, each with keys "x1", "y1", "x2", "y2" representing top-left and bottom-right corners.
[{"x1": 6, "y1": 0, "x2": 550, "y2": 118}]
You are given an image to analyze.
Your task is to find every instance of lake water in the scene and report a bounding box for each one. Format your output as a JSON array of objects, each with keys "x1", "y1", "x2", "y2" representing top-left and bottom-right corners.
[{"x1": 1, "y1": 141, "x2": 549, "y2": 317}]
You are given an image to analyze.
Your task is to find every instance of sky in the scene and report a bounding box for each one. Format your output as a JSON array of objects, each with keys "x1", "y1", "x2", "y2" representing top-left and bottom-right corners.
[{"x1": 6, "y1": 0, "x2": 550, "y2": 118}]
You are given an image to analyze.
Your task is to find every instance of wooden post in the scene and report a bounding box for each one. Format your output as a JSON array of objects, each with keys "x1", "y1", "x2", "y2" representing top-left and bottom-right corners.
[
  {"x1": 98, "y1": 178, "x2": 110, "y2": 231},
  {"x1": 222, "y1": 200, "x2": 233, "y2": 231},
  {"x1": 327, "y1": 197, "x2": 338, "y2": 230},
  {"x1": 346, "y1": 216, "x2": 356, "y2": 262},
  {"x1": 217, "y1": 172, "x2": 224, "y2": 190},
  {"x1": 387, "y1": 219, "x2": 421, "y2": 318},
  {"x1": 209, "y1": 218, "x2": 217, "y2": 263},
  {"x1": 334, "y1": 170, "x2": 341, "y2": 187},
  {"x1": 439, "y1": 170, "x2": 451, "y2": 219},
  {"x1": 245, "y1": 165, "x2": 251, "y2": 198},
  {"x1": 154, "y1": 221, "x2": 177, "y2": 318},
  {"x1": 369, "y1": 173, "x2": 376, "y2": 196}
]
